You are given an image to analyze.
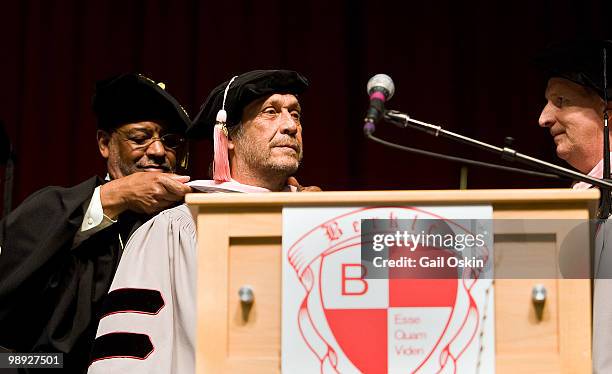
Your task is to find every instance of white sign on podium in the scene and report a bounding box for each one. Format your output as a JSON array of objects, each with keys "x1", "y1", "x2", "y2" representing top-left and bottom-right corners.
[{"x1": 282, "y1": 205, "x2": 495, "y2": 374}]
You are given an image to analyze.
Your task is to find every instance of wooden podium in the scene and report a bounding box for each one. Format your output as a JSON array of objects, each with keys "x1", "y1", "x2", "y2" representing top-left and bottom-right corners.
[{"x1": 186, "y1": 189, "x2": 599, "y2": 374}]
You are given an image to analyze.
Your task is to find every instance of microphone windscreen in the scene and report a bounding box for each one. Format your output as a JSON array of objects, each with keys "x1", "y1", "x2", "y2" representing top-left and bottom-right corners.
[{"x1": 367, "y1": 74, "x2": 395, "y2": 99}]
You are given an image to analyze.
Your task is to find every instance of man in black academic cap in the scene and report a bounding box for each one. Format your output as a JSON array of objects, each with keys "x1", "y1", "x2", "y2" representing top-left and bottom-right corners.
[
  {"x1": 537, "y1": 40, "x2": 612, "y2": 179},
  {"x1": 536, "y1": 40, "x2": 612, "y2": 373},
  {"x1": 188, "y1": 69, "x2": 314, "y2": 192},
  {"x1": 0, "y1": 73, "x2": 192, "y2": 373},
  {"x1": 87, "y1": 70, "x2": 317, "y2": 374}
]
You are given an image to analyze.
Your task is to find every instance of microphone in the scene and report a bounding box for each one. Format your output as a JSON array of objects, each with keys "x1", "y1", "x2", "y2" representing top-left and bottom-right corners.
[{"x1": 364, "y1": 74, "x2": 395, "y2": 135}]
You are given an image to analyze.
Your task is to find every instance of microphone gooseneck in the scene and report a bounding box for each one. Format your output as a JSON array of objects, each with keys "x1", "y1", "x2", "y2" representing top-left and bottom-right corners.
[
  {"x1": 365, "y1": 131, "x2": 564, "y2": 180},
  {"x1": 382, "y1": 109, "x2": 612, "y2": 189}
]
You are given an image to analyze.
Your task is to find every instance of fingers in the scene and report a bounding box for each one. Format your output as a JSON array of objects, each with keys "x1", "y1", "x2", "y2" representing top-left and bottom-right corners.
[
  {"x1": 168, "y1": 174, "x2": 191, "y2": 183},
  {"x1": 286, "y1": 177, "x2": 299, "y2": 187},
  {"x1": 98, "y1": 172, "x2": 190, "y2": 216},
  {"x1": 286, "y1": 176, "x2": 322, "y2": 192},
  {"x1": 286, "y1": 176, "x2": 304, "y2": 192},
  {"x1": 156, "y1": 174, "x2": 192, "y2": 197}
]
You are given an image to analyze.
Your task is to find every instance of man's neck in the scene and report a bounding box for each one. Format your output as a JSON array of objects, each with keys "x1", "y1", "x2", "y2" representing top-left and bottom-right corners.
[{"x1": 231, "y1": 170, "x2": 287, "y2": 192}]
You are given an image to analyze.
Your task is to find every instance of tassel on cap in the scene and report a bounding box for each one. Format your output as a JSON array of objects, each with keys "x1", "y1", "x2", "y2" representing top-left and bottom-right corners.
[
  {"x1": 212, "y1": 76, "x2": 238, "y2": 182},
  {"x1": 213, "y1": 109, "x2": 231, "y2": 182}
]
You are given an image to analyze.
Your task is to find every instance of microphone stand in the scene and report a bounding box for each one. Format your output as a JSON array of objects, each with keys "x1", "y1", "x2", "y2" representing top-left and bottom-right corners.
[{"x1": 382, "y1": 109, "x2": 612, "y2": 190}]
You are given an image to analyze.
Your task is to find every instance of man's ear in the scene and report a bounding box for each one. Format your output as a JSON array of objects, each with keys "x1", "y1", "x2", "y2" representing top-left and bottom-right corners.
[
  {"x1": 227, "y1": 126, "x2": 238, "y2": 151},
  {"x1": 97, "y1": 130, "x2": 112, "y2": 159}
]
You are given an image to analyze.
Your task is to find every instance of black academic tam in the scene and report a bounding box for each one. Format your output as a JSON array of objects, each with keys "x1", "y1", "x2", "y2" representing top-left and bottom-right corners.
[
  {"x1": 188, "y1": 69, "x2": 309, "y2": 139},
  {"x1": 535, "y1": 39, "x2": 612, "y2": 100}
]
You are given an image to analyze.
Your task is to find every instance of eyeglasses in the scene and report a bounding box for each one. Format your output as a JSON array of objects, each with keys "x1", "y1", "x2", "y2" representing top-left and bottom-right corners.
[{"x1": 117, "y1": 132, "x2": 186, "y2": 151}]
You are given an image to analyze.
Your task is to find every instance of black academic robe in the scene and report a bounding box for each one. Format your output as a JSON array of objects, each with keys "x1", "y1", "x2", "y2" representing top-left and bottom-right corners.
[{"x1": 0, "y1": 176, "x2": 149, "y2": 373}]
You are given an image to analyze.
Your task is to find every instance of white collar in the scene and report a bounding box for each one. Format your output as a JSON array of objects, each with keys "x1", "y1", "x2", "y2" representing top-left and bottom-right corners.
[
  {"x1": 186, "y1": 178, "x2": 297, "y2": 193},
  {"x1": 573, "y1": 154, "x2": 612, "y2": 189}
]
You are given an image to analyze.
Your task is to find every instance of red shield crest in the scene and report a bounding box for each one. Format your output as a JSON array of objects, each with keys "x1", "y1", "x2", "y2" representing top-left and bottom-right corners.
[{"x1": 284, "y1": 207, "x2": 492, "y2": 373}]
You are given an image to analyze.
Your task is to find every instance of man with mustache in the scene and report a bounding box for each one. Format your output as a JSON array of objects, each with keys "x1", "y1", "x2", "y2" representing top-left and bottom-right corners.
[
  {"x1": 0, "y1": 73, "x2": 192, "y2": 373},
  {"x1": 88, "y1": 70, "x2": 314, "y2": 373},
  {"x1": 196, "y1": 70, "x2": 307, "y2": 192},
  {"x1": 536, "y1": 40, "x2": 612, "y2": 373}
]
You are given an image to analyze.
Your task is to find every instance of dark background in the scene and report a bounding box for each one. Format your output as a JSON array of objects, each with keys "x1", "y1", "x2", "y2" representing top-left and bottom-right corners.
[{"x1": 1, "y1": 0, "x2": 611, "y2": 211}]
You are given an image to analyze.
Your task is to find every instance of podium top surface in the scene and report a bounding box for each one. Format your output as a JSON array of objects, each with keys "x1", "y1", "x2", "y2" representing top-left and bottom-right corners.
[{"x1": 185, "y1": 188, "x2": 599, "y2": 207}]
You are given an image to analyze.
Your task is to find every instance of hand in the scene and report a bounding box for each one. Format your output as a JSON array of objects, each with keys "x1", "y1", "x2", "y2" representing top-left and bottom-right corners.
[
  {"x1": 100, "y1": 172, "x2": 193, "y2": 217},
  {"x1": 287, "y1": 177, "x2": 322, "y2": 192}
]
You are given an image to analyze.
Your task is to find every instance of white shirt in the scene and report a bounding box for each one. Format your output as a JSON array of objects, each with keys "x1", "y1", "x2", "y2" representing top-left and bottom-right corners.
[{"x1": 72, "y1": 186, "x2": 116, "y2": 249}]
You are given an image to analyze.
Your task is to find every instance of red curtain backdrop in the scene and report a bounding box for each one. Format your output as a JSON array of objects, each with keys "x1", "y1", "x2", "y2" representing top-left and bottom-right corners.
[{"x1": 1, "y1": 0, "x2": 611, "y2": 211}]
